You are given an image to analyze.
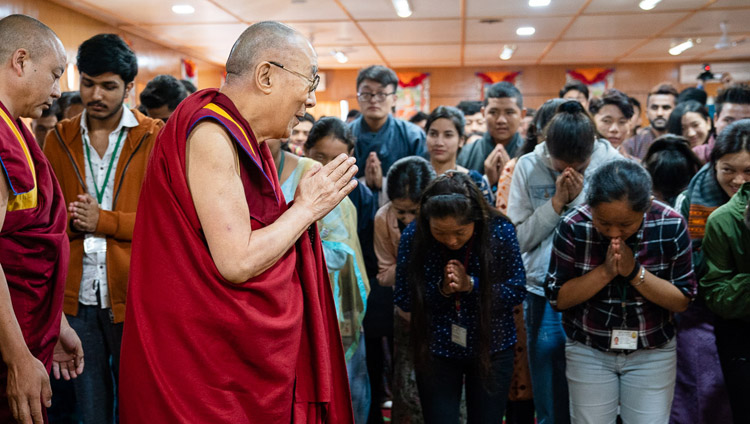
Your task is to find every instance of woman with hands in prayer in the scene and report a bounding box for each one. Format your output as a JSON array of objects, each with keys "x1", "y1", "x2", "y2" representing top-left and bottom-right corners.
[{"x1": 546, "y1": 160, "x2": 695, "y2": 424}]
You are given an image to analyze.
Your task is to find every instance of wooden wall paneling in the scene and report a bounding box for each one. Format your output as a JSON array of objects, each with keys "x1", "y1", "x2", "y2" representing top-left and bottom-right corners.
[{"x1": 316, "y1": 62, "x2": 733, "y2": 114}]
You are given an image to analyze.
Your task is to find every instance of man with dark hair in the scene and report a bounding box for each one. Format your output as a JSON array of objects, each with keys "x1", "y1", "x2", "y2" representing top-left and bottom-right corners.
[
  {"x1": 714, "y1": 83, "x2": 750, "y2": 136},
  {"x1": 346, "y1": 108, "x2": 360, "y2": 123},
  {"x1": 559, "y1": 80, "x2": 589, "y2": 109},
  {"x1": 677, "y1": 87, "x2": 708, "y2": 105},
  {"x1": 622, "y1": 83, "x2": 678, "y2": 159},
  {"x1": 58, "y1": 91, "x2": 83, "y2": 120},
  {"x1": 520, "y1": 106, "x2": 536, "y2": 141},
  {"x1": 349, "y1": 65, "x2": 425, "y2": 199},
  {"x1": 31, "y1": 99, "x2": 59, "y2": 148},
  {"x1": 288, "y1": 112, "x2": 314, "y2": 155},
  {"x1": 628, "y1": 96, "x2": 642, "y2": 138},
  {"x1": 456, "y1": 100, "x2": 484, "y2": 137},
  {"x1": 408, "y1": 110, "x2": 427, "y2": 130},
  {"x1": 43, "y1": 33, "x2": 163, "y2": 424},
  {"x1": 692, "y1": 84, "x2": 750, "y2": 163},
  {"x1": 0, "y1": 14, "x2": 84, "y2": 424},
  {"x1": 458, "y1": 81, "x2": 526, "y2": 187},
  {"x1": 589, "y1": 89, "x2": 634, "y2": 153},
  {"x1": 119, "y1": 21, "x2": 354, "y2": 423},
  {"x1": 139, "y1": 74, "x2": 188, "y2": 122},
  {"x1": 180, "y1": 78, "x2": 197, "y2": 94}
]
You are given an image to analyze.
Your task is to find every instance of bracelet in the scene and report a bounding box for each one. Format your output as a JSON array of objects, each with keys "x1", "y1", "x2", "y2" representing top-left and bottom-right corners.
[
  {"x1": 438, "y1": 284, "x2": 452, "y2": 298},
  {"x1": 624, "y1": 259, "x2": 641, "y2": 281},
  {"x1": 632, "y1": 266, "x2": 647, "y2": 287}
]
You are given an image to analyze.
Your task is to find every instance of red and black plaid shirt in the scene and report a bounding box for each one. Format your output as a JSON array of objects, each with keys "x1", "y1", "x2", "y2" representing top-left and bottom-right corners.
[{"x1": 545, "y1": 201, "x2": 697, "y2": 353}]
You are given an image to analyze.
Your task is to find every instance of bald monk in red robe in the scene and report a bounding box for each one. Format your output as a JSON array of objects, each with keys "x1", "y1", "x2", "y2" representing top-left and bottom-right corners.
[
  {"x1": 119, "y1": 21, "x2": 357, "y2": 423},
  {"x1": 0, "y1": 15, "x2": 84, "y2": 424}
]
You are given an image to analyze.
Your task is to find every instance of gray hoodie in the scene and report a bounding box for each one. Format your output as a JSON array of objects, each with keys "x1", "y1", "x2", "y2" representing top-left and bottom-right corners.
[{"x1": 507, "y1": 139, "x2": 622, "y2": 296}]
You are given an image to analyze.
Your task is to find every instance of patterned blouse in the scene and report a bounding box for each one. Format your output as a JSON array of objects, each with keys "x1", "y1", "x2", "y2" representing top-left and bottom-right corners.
[
  {"x1": 546, "y1": 201, "x2": 697, "y2": 352},
  {"x1": 394, "y1": 216, "x2": 526, "y2": 359}
]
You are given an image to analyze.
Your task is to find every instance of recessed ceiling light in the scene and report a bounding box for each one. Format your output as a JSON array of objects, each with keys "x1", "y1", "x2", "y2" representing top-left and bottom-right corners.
[
  {"x1": 172, "y1": 4, "x2": 195, "y2": 14},
  {"x1": 529, "y1": 0, "x2": 551, "y2": 7},
  {"x1": 516, "y1": 26, "x2": 536, "y2": 36},
  {"x1": 639, "y1": 0, "x2": 661, "y2": 10},
  {"x1": 392, "y1": 0, "x2": 412, "y2": 18},
  {"x1": 333, "y1": 50, "x2": 349, "y2": 64},
  {"x1": 500, "y1": 45, "x2": 516, "y2": 60},
  {"x1": 669, "y1": 39, "x2": 694, "y2": 56}
]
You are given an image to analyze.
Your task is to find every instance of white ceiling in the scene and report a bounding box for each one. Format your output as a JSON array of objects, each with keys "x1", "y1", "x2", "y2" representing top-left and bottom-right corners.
[{"x1": 46, "y1": 0, "x2": 750, "y2": 68}]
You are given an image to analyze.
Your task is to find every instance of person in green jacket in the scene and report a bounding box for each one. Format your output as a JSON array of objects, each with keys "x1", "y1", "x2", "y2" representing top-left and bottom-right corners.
[{"x1": 701, "y1": 179, "x2": 750, "y2": 424}]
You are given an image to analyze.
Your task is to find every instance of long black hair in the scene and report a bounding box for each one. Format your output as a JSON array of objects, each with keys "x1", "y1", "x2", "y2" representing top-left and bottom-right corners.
[
  {"x1": 710, "y1": 119, "x2": 750, "y2": 181},
  {"x1": 407, "y1": 172, "x2": 504, "y2": 377},
  {"x1": 666, "y1": 100, "x2": 714, "y2": 144},
  {"x1": 425, "y1": 105, "x2": 466, "y2": 140},
  {"x1": 521, "y1": 98, "x2": 566, "y2": 155},
  {"x1": 545, "y1": 100, "x2": 598, "y2": 163},
  {"x1": 587, "y1": 160, "x2": 653, "y2": 213},
  {"x1": 305, "y1": 116, "x2": 355, "y2": 152},
  {"x1": 643, "y1": 135, "x2": 702, "y2": 204},
  {"x1": 386, "y1": 156, "x2": 435, "y2": 203}
]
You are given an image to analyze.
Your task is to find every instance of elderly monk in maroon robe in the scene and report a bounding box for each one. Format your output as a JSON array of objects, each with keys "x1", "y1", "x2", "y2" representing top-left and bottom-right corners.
[
  {"x1": 0, "y1": 15, "x2": 84, "y2": 424},
  {"x1": 119, "y1": 21, "x2": 357, "y2": 423}
]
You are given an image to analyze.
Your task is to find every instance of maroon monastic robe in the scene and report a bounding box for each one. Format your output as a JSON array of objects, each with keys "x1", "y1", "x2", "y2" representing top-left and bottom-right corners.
[
  {"x1": 0, "y1": 100, "x2": 68, "y2": 422},
  {"x1": 119, "y1": 89, "x2": 353, "y2": 423}
]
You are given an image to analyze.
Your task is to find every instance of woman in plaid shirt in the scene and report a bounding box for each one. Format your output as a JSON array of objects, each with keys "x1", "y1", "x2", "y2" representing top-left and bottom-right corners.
[{"x1": 546, "y1": 160, "x2": 696, "y2": 423}]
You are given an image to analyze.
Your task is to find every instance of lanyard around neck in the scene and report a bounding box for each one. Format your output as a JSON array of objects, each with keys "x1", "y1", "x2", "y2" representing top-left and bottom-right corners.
[{"x1": 83, "y1": 128, "x2": 126, "y2": 204}]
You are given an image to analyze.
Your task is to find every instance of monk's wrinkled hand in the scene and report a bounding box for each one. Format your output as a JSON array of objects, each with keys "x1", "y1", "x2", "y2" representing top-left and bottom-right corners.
[
  {"x1": 69, "y1": 193, "x2": 99, "y2": 233},
  {"x1": 5, "y1": 352, "x2": 52, "y2": 424},
  {"x1": 295, "y1": 153, "x2": 358, "y2": 223},
  {"x1": 52, "y1": 324, "x2": 84, "y2": 381}
]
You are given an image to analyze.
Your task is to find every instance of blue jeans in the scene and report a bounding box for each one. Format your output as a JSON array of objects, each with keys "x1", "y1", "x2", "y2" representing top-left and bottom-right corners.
[
  {"x1": 66, "y1": 304, "x2": 123, "y2": 424},
  {"x1": 524, "y1": 293, "x2": 569, "y2": 424},
  {"x1": 415, "y1": 348, "x2": 514, "y2": 424},
  {"x1": 565, "y1": 338, "x2": 677, "y2": 424},
  {"x1": 348, "y1": 333, "x2": 372, "y2": 424}
]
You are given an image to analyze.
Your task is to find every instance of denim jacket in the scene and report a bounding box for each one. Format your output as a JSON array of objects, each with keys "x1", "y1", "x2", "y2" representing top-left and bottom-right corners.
[{"x1": 507, "y1": 139, "x2": 622, "y2": 296}]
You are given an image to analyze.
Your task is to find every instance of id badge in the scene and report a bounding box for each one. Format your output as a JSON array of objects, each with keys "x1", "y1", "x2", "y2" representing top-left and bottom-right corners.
[
  {"x1": 610, "y1": 329, "x2": 638, "y2": 350},
  {"x1": 451, "y1": 324, "x2": 467, "y2": 348}
]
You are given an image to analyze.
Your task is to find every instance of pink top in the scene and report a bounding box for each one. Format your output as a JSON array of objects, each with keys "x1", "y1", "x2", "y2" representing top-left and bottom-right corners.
[{"x1": 373, "y1": 203, "x2": 402, "y2": 287}]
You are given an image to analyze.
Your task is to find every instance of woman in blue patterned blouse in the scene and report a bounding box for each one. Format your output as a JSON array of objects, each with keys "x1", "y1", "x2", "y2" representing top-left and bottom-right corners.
[
  {"x1": 394, "y1": 172, "x2": 526, "y2": 423},
  {"x1": 546, "y1": 160, "x2": 696, "y2": 423}
]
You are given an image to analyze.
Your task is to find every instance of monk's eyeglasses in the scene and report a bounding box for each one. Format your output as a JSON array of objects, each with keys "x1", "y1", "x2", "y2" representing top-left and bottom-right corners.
[{"x1": 268, "y1": 61, "x2": 320, "y2": 93}]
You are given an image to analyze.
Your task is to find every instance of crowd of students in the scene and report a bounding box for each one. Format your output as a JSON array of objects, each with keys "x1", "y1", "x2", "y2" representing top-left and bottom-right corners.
[
  {"x1": 267, "y1": 70, "x2": 750, "y2": 424},
  {"x1": 17, "y1": 23, "x2": 750, "y2": 424}
]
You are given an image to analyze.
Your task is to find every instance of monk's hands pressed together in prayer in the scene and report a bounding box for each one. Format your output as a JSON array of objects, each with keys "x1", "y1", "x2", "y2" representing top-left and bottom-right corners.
[
  {"x1": 68, "y1": 193, "x2": 99, "y2": 233},
  {"x1": 295, "y1": 153, "x2": 358, "y2": 222}
]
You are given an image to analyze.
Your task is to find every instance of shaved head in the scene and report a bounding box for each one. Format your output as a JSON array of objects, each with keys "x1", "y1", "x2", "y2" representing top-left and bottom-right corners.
[
  {"x1": 0, "y1": 14, "x2": 63, "y2": 63},
  {"x1": 225, "y1": 21, "x2": 313, "y2": 81},
  {"x1": 0, "y1": 15, "x2": 66, "y2": 119}
]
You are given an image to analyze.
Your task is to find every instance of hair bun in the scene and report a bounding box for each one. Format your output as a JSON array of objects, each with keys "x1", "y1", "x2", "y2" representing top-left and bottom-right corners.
[{"x1": 558, "y1": 99, "x2": 584, "y2": 114}]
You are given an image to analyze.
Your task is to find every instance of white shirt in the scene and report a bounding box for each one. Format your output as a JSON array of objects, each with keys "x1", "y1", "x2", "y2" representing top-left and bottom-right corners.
[{"x1": 79, "y1": 106, "x2": 138, "y2": 308}]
